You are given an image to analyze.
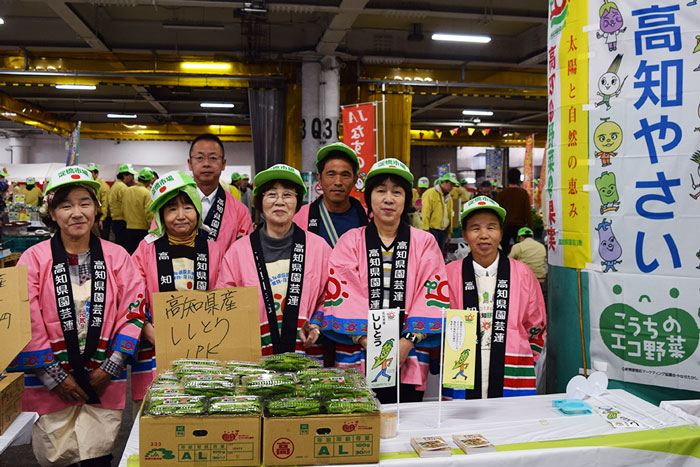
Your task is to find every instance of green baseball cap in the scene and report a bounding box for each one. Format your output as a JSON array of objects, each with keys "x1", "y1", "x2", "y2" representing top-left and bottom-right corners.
[
  {"x1": 441, "y1": 172, "x2": 459, "y2": 185},
  {"x1": 138, "y1": 168, "x2": 156, "y2": 181},
  {"x1": 460, "y1": 195, "x2": 507, "y2": 224},
  {"x1": 460, "y1": 178, "x2": 469, "y2": 185},
  {"x1": 253, "y1": 164, "x2": 307, "y2": 196},
  {"x1": 0, "y1": 168, "x2": 9, "y2": 178},
  {"x1": 417, "y1": 176, "x2": 430, "y2": 188},
  {"x1": 117, "y1": 163, "x2": 137, "y2": 175},
  {"x1": 148, "y1": 170, "x2": 201, "y2": 236},
  {"x1": 365, "y1": 158, "x2": 414, "y2": 186},
  {"x1": 316, "y1": 142, "x2": 360, "y2": 173},
  {"x1": 231, "y1": 172, "x2": 241, "y2": 182},
  {"x1": 44, "y1": 165, "x2": 101, "y2": 195},
  {"x1": 241, "y1": 173, "x2": 250, "y2": 180},
  {"x1": 517, "y1": 227, "x2": 534, "y2": 237},
  {"x1": 26, "y1": 177, "x2": 36, "y2": 185},
  {"x1": 86, "y1": 163, "x2": 99, "y2": 172}
]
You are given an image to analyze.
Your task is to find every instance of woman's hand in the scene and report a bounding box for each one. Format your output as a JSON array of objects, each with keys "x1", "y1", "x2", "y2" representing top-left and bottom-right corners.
[
  {"x1": 398, "y1": 338, "x2": 414, "y2": 367},
  {"x1": 358, "y1": 336, "x2": 368, "y2": 349},
  {"x1": 52, "y1": 374, "x2": 88, "y2": 404},
  {"x1": 142, "y1": 322, "x2": 155, "y2": 346},
  {"x1": 300, "y1": 323, "x2": 321, "y2": 348},
  {"x1": 89, "y1": 368, "x2": 112, "y2": 397}
]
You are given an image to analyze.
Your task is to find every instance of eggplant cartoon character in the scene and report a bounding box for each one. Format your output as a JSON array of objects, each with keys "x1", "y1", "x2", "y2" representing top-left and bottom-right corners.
[{"x1": 596, "y1": 218, "x2": 622, "y2": 272}]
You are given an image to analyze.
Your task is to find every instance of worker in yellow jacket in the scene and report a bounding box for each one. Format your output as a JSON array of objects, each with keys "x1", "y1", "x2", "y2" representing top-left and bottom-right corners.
[
  {"x1": 87, "y1": 163, "x2": 111, "y2": 238},
  {"x1": 122, "y1": 167, "x2": 155, "y2": 254},
  {"x1": 14, "y1": 177, "x2": 43, "y2": 206},
  {"x1": 109, "y1": 163, "x2": 136, "y2": 247},
  {"x1": 421, "y1": 172, "x2": 457, "y2": 253}
]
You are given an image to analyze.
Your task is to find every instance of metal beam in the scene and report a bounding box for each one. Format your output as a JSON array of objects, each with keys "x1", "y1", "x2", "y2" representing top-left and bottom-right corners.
[
  {"x1": 316, "y1": 0, "x2": 370, "y2": 56},
  {"x1": 411, "y1": 95, "x2": 456, "y2": 117},
  {"x1": 46, "y1": 1, "x2": 110, "y2": 52},
  {"x1": 132, "y1": 85, "x2": 168, "y2": 115}
]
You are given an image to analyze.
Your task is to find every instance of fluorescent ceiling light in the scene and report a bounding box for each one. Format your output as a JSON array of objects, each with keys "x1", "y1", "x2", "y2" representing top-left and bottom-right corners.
[
  {"x1": 200, "y1": 102, "x2": 235, "y2": 108},
  {"x1": 107, "y1": 113, "x2": 137, "y2": 119},
  {"x1": 181, "y1": 62, "x2": 232, "y2": 71},
  {"x1": 432, "y1": 33, "x2": 491, "y2": 43},
  {"x1": 162, "y1": 22, "x2": 224, "y2": 30},
  {"x1": 0, "y1": 18, "x2": 5, "y2": 25},
  {"x1": 462, "y1": 110, "x2": 493, "y2": 116},
  {"x1": 55, "y1": 84, "x2": 96, "y2": 90}
]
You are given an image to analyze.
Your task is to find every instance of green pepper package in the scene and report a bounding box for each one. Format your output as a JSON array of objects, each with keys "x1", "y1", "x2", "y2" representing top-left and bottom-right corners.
[
  {"x1": 224, "y1": 361, "x2": 263, "y2": 371},
  {"x1": 175, "y1": 364, "x2": 228, "y2": 378},
  {"x1": 261, "y1": 353, "x2": 321, "y2": 372},
  {"x1": 147, "y1": 386, "x2": 187, "y2": 398},
  {"x1": 181, "y1": 374, "x2": 237, "y2": 397},
  {"x1": 325, "y1": 397, "x2": 380, "y2": 414},
  {"x1": 148, "y1": 395, "x2": 207, "y2": 416},
  {"x1": 154, "y1": 371, "x2": 180, "y2": 383},
  {"x1": 266, "y1": 397, "x2": 322, "y2": 417},
  {"x1": 297, "y1": 368, "x2": 346, "y2": 380},
  {"x1": 208, "y1": 396, "x2": 262, "y2": 415},
  {"x1": 305, "y1": 376, "x2": 357, "y2": 398},
  {"x1": 172, "y1": 359, "x2": 220, "y2": 369},
  {"x1": 241, "y1": 373, "x2": 298, "y2": 396}
]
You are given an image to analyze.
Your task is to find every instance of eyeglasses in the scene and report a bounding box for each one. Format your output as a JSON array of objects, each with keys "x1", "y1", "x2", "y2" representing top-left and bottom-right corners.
[
  {"x1": 190, "y1": 154, "x2": 222, "y2": 164},
  {"x1": 262, "y1": 191, "x2": 297, "y2": 202}
]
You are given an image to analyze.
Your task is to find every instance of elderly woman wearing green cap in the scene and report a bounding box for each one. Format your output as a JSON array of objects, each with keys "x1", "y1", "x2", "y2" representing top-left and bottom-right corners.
[
  {"x1": 130, "y1": 170, "x2": 225, "y2": 409},
  {"x1": 321, "y1": 158, "x2": 449, "y2": 404},
  {"x1": 12, "y1": 166, "x2": 146, "y2": 467},
  {"x1": 443, "y1": 196, "x2": 546, "y2": 401},
  {"x1": 122, "y1": 167, "x2": 156, "y2": 254},
  {"x1": 217, "y1": 164, "x2": 331, "y2": 359}
]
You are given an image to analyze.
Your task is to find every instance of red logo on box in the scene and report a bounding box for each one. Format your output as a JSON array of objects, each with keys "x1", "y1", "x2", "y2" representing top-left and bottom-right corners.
[
  {"x1": 222, "y1": 430, "x2": 239, "y2": 442},
  {"x1": 272, "y1": 438, "x2": 294, "y2": 459},
  {"x1": 342, "y1": 421, "x2": 358, "y2": 432}
]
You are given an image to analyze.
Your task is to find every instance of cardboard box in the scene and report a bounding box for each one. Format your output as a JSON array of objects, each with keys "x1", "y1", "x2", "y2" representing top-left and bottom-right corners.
[
  {"x1": 0, "y1": 372, "x2": 24, "y2": 435},
  {"x1": 139, "y1": 403, "x2": 261, "y2": 467},
  {"x1": 262, "y1": 412, "x2": 380, "y2": 466}
]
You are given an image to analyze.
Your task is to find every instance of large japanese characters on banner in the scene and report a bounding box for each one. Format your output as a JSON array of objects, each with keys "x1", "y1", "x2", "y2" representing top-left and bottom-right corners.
[
  {"x1": 341, "y1": 103, "x2": 377, "y2": 204},
  {"x1": 549, "y1": 0, "x2": 700, "y2": 390}
]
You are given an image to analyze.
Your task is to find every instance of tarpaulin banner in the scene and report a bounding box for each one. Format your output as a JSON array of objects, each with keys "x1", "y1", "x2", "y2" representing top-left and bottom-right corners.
[
  {"x1": 342, "y1": 103, "x2": 377, "y2": 203},
  {"x1": 485, "y1": 148, "x2": 503, "y2": 187},
  {"x1": 523, "y1": 135, "x2": 535, "y2": 203}
]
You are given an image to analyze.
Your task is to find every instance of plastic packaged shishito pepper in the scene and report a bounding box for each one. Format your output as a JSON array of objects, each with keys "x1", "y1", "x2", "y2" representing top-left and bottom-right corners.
[
  {"x1": 228, "y1": 367, "x2": 274, "y2": 385},
  {"x1": 266, "y1": 397, "x2": 322, "y2": 417},
  {"x1": 175, "y1": 364, "x2": 228, "y2": 378},
  {"x1": 297, "y1": 367, "x2": 346, "y2": 380},
  {"x1": 208, "y1": 395, "x2": 262, "y2": 415},
  {"x1": 261, "y1": 353, "x2": 321, "y2": 372},
  {"x1": 305, "y1": 376, "x2": 358, "y2": 399},
  {"x1": 241, "y1": 372, "x2": 298, "y2": 396},
  {"x1": 154, "y1": 371, "x2": 180, "y2": 383},
  {"x1": 325, "y1": 397, "x2": 380, "y2": 414},
  {"x1": 172, "y1": 358, "x2": 220, "y2": 369},
  {"x1": 148, "y1": 395, "x2": 207, "y2": 416},
  {"x1": 181, "y1": 374, "x2": 237, "y2": 397}
]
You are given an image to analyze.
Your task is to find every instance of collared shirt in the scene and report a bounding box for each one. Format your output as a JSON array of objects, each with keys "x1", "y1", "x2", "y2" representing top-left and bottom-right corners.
[
  {"x1": 472, "y1": 253, "x2": 499, "y2": 398},
  {"x1": 197, "y1": 186, "x2": 218, "y2": 221}
]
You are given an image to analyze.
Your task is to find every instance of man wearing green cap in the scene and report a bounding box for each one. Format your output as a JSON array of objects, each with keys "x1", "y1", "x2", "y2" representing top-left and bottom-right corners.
[
  {"x1": 448, "y1": 173, "x2": 469, "y2": 218},
  {"x1": 227, "y1": 172, "x2": 242, "y2": 201},
  {"x1": 109, "y1": 163, "x2": 137, "y2": 247},
  {"x1": 87, "y1": 163, "x2": 111, "y2": 238},
  {"x1": 122, "y1": 168, "x2": 156, "y2": 254},
  {"x1": 187, "y1": 134, "x2": 253, "y2": 251},
  {"x1": 509, "y1": 226, "x2": 547, "y2": 284},
  {"x1": 421, "y1": 172, "x2": 456, "y2": 253},
  {"x1": 15, "y1": 176, "x2": 43, "y2": 207},
  {"x1": 236, "y1": 173, "x2": 253, "y2": 216},
  {"x1": 293, "y1": 142, "x2": 369, "y2": 248}
]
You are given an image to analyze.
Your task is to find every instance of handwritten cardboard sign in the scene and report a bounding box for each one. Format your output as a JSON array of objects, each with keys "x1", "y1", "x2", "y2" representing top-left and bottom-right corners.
[
  {"x1": 152, "y1": 286, "x2": 261, "y2": 374},
  {"x1": 0, "y1": 265, "x2": 32, "y2": 372}
]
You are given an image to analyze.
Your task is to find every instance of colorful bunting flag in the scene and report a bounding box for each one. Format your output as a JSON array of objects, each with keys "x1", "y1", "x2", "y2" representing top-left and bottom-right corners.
[{"x1": 467, "y1": 128, "x2": 475, "y2": 136}]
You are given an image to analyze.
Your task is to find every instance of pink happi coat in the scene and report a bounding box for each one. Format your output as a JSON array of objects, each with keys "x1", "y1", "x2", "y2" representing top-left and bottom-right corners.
[
  {"x1": 10, "y1": 239, "x2": 146, "y2": 415},
  {"x1": 216, "y1": 226, "x2": 331, "y2": 357},
  {"x1": 206, "y1": 190, "x2": 253, "y2": 251},
  {"x1": 129, "y1": 235, "x2": 224, "y2": 401},
  {"x1": 291, "y1": 202, "x2": 313, "y2": 230},
  {"x1": 320, "y1": 225, "x2": 449, "y2": 390},
  {"x1": 444, "y1": 257, "x2": 546, "y2": 398}
]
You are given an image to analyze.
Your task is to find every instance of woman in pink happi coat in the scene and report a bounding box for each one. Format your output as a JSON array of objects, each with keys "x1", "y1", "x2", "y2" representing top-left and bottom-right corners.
[
  {"x1": 443, "y1": 196, "x2": 546, "y2": 400},
  {"x1": 10, "y1": 166, "x2": 146, "y2": 467},
  {"x1": 217, "y1": 164, "x2": 330, "y2": 358},
  {"x1": 320, "y1": 159, "x2": 449, "y2": 404},
  {"x1": 130, "y1": 171, "x2": 224, "y2": 411}
]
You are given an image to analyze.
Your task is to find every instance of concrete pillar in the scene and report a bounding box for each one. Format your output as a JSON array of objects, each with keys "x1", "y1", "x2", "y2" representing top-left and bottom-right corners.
[
  {"x1": 301, "y1": 60, "x2": 321, "y2": 173},
  {"x1": 8, "y1": 137, "x2": 33, "y2": 163},
  {"x1": 319, "y1": 55, "x2": 340, "y2": 146}
]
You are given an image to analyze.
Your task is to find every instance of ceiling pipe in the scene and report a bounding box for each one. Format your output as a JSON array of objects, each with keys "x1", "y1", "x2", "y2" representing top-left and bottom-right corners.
[{"x1": 0, "y1": 69, "x2": 286, "y2": 81}]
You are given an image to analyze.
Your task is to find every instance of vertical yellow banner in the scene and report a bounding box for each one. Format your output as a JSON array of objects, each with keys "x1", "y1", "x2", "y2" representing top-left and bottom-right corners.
[
  {"x1": 559, "y1": 0, "x2": 591, "y2": 268},
  {"x1": 442, "y1": 309, "x2": 477, "y2": 390}
]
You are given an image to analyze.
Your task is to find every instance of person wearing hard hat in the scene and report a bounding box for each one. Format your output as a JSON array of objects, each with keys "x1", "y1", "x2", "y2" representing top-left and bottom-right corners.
[
  {"x1": 130, "y1": 171, "x2": 225, "y2": 413},
  {"x1": 217, "y1": 164, "x2": 331, "y2": 359},
  {"x1": 421, "y1": 172, "x2": 457, "y2": 253},
  {"x1": 14, "y1": 176, "x2": 44, "y2": 206},
  {"x1": 509, "y1": 226, "x2": 547, "y2": 284},
  {"x1": 293, "y1": 142, "x2": 369, "y2": 248},
  {"x1": 443, "y1": 196, "x2": 545, "y2": 400},
  {"x1": 320, "y1": 159, "x2": 448, "y2": 404},
  {"x1": 87, "y1": 163, "x2": 111, "y2": 238},
  {"x1": 122, "y1": 168, "x2": 156, "y2": 254},
  {"x1": 12, "y1": 165, "x2": 146, "y2": 467},
  {"x1": 109, "y1": 163, "x2": 137, "y2": 247},
  {"x1": 187, "y1": 134, "x2": 253, "y2": 251}
]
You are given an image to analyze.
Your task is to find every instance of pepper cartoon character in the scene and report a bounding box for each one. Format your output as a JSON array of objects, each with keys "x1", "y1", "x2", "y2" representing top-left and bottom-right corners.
[
  {"x1": 371, "y1": 338, "x2": 394, "y2": 383},
  {"x1": 595, "y1": 54, "x2": 626, "y2": 111},
  {"x1": 596, "y1": 0, "x2": 626, "y2": 51},
  {"x1": 594, "y1": 118, "x2": 623, "y2": 167},
  {"x1": 596, "y1": 218, "x2": 622, "y2": 272},
  {"x1": 690, "y1": 151, "x2": 700, "y2": 200},
  {"x1": 451, "y1": 348, "x2": 471, "y2": 381},
  {"x1": 694, "y1": 102, "x2": 700, "y2": 132},
  {"x1": 595, "y1": 171, "x2": 620, "y2": 213}
]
